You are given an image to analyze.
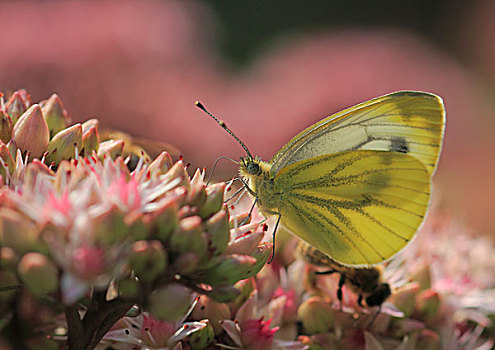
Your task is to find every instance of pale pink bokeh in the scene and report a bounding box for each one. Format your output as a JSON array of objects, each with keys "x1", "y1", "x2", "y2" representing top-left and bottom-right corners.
[{"x1": 0, "y1": 0, "x2": 493, "y2": 232}]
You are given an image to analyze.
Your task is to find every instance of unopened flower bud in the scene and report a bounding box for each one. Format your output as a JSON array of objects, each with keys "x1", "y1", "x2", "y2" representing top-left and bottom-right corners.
[
  {"x1": 0, "y1": 208, "x2": 41, "y2": 254},
  {"x1": 410, "y1": 263, "x2": 432, "y2": 291},
  {"x1": 188, "y1": 319, "x2": 215, "y2": 350},
  {"x1": 415, "y1": 289, "x2": 440, "y2": 320},
  {"x1": 82, "y1": 126, "x2": 99, "y2": 156},
  {"x1": 187, "y1": 169, "x2": 206, "y2": 208},
  {"x1": 173, "y1": 252, "x2": 201, "y2": 275},
  {"x1": 199, "y1": 183, "x2": 226, "y2": 219},
  {"x1": 207, "y1": 284, "x2": 241, "y2": 303},
  {"x1": 24, "y1": 160, "x2": 55, "y2": 189},
  {"x1": 147, "y1": 197, "x2": 181, "y2": 241},
  {"x1": 12, "y1": 105, "x2": 49, "y2": 159},
  {"x1": 0, "y1": 247, "x2": 18, "y2": 270},
  {"x1": 6, "y1": 140, "x2": 17, "y2": 159},
  {"x1": 165, "y1": 161, "x2": 190, "y2": 189},
  {"x1": 148, "y1": 283, "x2": 193, "y2": 322},
  {"x1": 192, "y1": 296, "x2": 231, "y2": 335},
  {"x1": 129, "y1": 240, "x2": 167, "y2": 282},
  {"x1": 82, "y1": 118, "x2": 99, "y2": 134},
  {"x1": 41, "y1": 94, "x2": 68, "y2": 137},
  {"x1": 17, "y1": 252, "x2": 58, "y2": 295},
  {"x1": 91, "y1": 205, "x2": 129, "y2": 245},
  {"x1": 170, "y1": 216, "x2": 207, "y2": 257},
  {"x1": 148, "y1": 151, "x2": 173, "y2": 175},
  {"x1": 231, "y1": 278, "x2": 256, "y2": 312},
  {"x1": 118, "y1": 278, "x2": 140, "y2": 300},
  {"x1": 177, "y1": 205, "x2": 197, "y2": 219},
  {"x1": 97, "y1": 139, "x2": 124, "y2": 160},
  {"x1": 201, "y1": 254, "x2": 258, "y2": 286},
  {"x1": 16, "y1": 89, "x2": 31, "y2": 105},
  {"x1": 0, "y1": 111, "x2": 13, "y2": 143},
  {"x1": 390, "y1": 282, "x2": 420, "y2": 317},
  {"x1": 5, "y1": 91, "x2": 27, "y2": 124},
  {"x1": 205, "y1": 209, "x2": 230, "y2": 255},
  {"x1": 226, "y1": 229, "x2": 264, "y2": 255},
  {"x1": 45, "y1": 124, "x2": 82, "y2": 165},
  {"x1": 0, "y1": 143, "x2": 14, "y2": 177},
  {"x1": 297, "y1": 296, "x2": 333, "y2": 334}
]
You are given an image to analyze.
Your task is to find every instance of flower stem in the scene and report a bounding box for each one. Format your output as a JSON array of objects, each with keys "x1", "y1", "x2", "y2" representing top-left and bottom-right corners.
[{"x1": 65, "y1": 294, "x2": 134, "y2": 350}]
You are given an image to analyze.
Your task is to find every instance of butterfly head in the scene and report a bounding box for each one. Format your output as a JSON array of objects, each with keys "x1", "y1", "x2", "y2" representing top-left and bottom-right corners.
[{"x1": 240, "y1": 156, "x2": 262, "y2": 176}]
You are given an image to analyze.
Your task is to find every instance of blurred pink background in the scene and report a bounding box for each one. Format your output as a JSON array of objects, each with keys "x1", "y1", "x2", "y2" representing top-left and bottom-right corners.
[{"x1": 1, "y1": 0, "x2": 494, "y2": 234}]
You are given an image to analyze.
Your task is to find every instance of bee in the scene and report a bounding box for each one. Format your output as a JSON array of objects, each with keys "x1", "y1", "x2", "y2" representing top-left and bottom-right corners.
[{"x1": 296, "y1": 240, "x2": 391, "y2": 308}]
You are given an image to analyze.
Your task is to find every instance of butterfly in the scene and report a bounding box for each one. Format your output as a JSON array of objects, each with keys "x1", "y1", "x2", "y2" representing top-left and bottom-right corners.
[{"x1": 197, "y1": 91, "x2": 445, "y2": 266}]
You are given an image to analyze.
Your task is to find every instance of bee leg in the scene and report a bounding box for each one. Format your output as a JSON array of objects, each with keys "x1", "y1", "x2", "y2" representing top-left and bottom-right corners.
[
  {"x1": 267, "y1": 212, "x2": 282, "y2": 264},
  {"x1": 367, "y1": 307, "x2": 382, "y2": 329},
  {"x1": 357, "y1": 294, "x2": 364, "y2": 307},
  {"x1": 337, "y1": 273, "x2": 346, "y2": 310},
  {"x1": 315, "y1": 269, "x2": 337, "y2": 275}
]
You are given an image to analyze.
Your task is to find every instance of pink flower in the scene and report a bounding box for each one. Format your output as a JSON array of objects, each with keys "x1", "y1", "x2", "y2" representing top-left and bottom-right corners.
[
  {"x1": 240, "y1": 318, "x2": 279, "y2": 350},
  {"x1": 101, "y1": 312, "x2": 206, "y2": 349},
  {"x1": 273, "y1": 287, "x2": 298, "y2": 322},
  {"x1": 106, "y1": 174, "x2": 142, "y2": 212},
  {"x1": 140, "y1": 313, "x2": 176, "y2": 347}
]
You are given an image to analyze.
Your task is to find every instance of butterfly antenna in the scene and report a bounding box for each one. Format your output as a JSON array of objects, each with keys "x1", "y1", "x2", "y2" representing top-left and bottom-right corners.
[{"x1": 195, "y1": 101, "x2": 254, "y2": 160}]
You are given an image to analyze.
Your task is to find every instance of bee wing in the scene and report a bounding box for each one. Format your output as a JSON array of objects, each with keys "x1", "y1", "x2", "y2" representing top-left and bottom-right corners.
[
  {"x1": 270, "y1": 91, "x2": 445, "y2": 176},
  {"x1": 275, "y1": 150, "x2": 430, "y2": 267}
]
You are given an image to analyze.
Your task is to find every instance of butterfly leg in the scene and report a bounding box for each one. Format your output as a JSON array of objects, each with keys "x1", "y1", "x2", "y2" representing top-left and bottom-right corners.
[
  {"x1": 224, "y1": 184, "x2": 245, "y2": 203},
  {"x1": 267, "y1": 212, "x2": 282, "y2": 264},
  {"x1": 240, "y1": 197, "x2": 258, "y2": 226},
  {"x1": 206, "y1": 156, "x2": 238, "y2": 185}
]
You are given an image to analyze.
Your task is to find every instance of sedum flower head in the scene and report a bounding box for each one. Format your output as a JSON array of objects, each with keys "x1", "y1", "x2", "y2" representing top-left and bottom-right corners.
[
  {"x1": 0, "y1": 89, "x2": 271, "y2": 349},
  {"x1": 0, "y1": 153, "x2": 270, "y2": 304}
]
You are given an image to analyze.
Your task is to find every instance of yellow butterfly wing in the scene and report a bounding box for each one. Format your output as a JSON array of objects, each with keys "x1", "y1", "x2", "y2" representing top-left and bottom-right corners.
[
  {"x1": 273, "y1": 150, "x2": 430, "y2": 266},
  {"x1": 270, "y1": 91, "x2": 445, "y2": 176}
]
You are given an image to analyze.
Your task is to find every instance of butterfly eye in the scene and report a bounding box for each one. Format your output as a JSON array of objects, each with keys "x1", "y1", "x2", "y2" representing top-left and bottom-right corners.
[{"x1": 247, "y1": 162, "x2": 261, "y2": 175}]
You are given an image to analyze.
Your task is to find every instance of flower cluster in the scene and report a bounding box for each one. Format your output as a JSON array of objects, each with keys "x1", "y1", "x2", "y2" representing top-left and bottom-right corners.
[{"x1": 0, "y1": 90, "x2": 270, "y2": 349}]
